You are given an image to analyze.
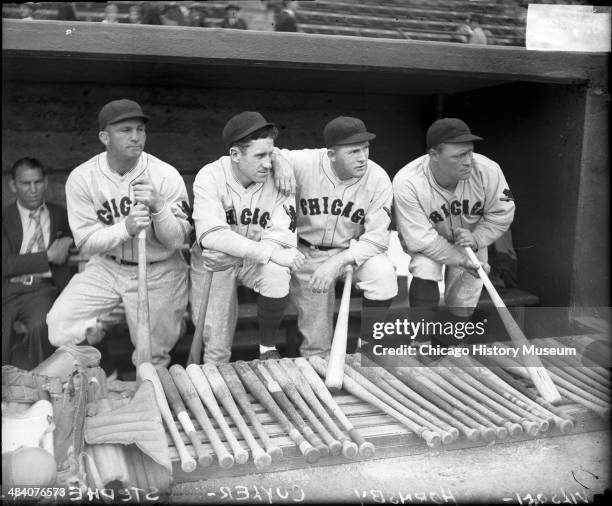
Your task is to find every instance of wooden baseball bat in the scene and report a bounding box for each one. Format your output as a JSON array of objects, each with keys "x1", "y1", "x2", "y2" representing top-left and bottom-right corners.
[
  {"x1": 218, "y1": 364, "x2": 283, "y2": 460},
  {"x1": 155, "y1": 366, "x2": 213, "y2": 468},
  {"x1": 232, "y1": 361, "x2": 320, "y2": 464},
  {"x1": 294, "y1": 357, "x2": 375, "y2": 458},
  {"x1": 471, "y1": 355, "x2": 575, "y2": 433},
  {"x1": 252, "y1": 361, "x2": 331, "y2": 458},
  {"x1": 542, "y1": 362, "x2": 610, "y2": 401},
  {"x1": 168, "y1": 365, "x2": 234, "y2": 469},
  {"x1": 202, "y1": 363, "x2": 272, "y2": 471},
  {"x1": 136, "y1": 229, "x2": 152, "y2": 368},
  {"x1": 325, "y1": 257, "x2": 354, "y2": 392},
  {"x1": 187, "y1": 269, "x2": 213, "y2": 366},
  {"x1": 452, "y1": 357, "x2": 574, "y2": 435},
  {"x1": 310, "y1": 356, "x2": 441, "y2": 448},
  {"x1": 434, "y1": 365, "x2": 541, "y2": 436},
  {"x1": 137, "y1": 363, "x2": 196, "y2": 473},
  {"x1": 346, "y1": 357, "x2": 460, "y2": 442},
  {"x1": 186, "y1": 364, "x2": 249, "y2": 464},
  {"x1": 276, "y1": 358, "x2": 355, "y2": 457},
  {"x1": 484, "y1": 355, "x2": 610, "y2": 418},
  {"x1": 359, "y1": 355, "x2": 478, "y2": 442},
  {"x1": 387, "y1": 364, "x2": 497, "y2": 442},
  {"x1": 464, "y1": 247, "x2": 561, "y2": 404},
  {"x1": 344, "y1": 357, "x2": 456, "y2": 444},
  {"x1": 280, "y1": 358, "x2": 359, "y2": 458}
]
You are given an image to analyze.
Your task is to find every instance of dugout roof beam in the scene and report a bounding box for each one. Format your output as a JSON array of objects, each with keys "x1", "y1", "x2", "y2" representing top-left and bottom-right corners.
[{"x1": 2, "y1": 20, "x2": 608, "y2": 95}]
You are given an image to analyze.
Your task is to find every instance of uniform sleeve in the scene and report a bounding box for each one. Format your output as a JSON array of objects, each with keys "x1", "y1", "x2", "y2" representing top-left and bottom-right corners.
[
  {"x1": 193, "y1": 168, "x2": 276, "y2": 264},
  {"x1": 2, "y1": 225, "x2": 50, "y2": 278},
  {"x1": 150, "y1": 169, "x2": 192, "y2": 250},
  {"x1": 66, "y1": 172, "x2": 131, "y2": 255},
  {"x1": 471, "y1": 162, "x2": 515, "y2": 250},
  {"x1": 392, "y1": 174, "x2": 467, "y2": 266},
  {"x1": 261, "y1": 191, "x2": 297, "y2": 249},
  {"x1": 349, "y1": 175, "x2": 393, "y2": 267}
]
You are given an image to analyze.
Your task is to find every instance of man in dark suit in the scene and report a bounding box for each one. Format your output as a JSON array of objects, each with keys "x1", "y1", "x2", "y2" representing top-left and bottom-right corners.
[{"x1": 2, "y1": 157, "x2": 74, "y2": 369}]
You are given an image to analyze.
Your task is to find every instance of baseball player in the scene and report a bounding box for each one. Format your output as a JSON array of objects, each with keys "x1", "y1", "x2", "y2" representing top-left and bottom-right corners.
[
  {"x1": 393, "y1": 117, "x2": 515, "y2": 344},
  {"x1": 46, "y1": 99, "x2": 192, "y2": 367},
  {"x1": 272, "y1": 116, "x2": 398, "y2": 357},
  {"x1": 190, "y1": 111, "x2": 304, "y2": 364}
]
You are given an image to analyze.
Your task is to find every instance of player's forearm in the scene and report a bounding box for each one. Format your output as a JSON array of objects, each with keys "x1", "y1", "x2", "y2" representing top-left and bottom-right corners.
[
  {"x1": 418, "y1": 236, "x2": 469, "y2": 267},
  {"x1": 471, "y1": 213, "x2": 515, "y2": 250},
  {"x1": 150, "y1": 204, "x2": 191, "y2": 250},
  {"x1": 200, "y1": 229, "x2": 276, "y2": 264},
  {"x1": 76, "y1": 222, "x2": 131, "y2": 255},
  {"x1": 349, "y1": 237, "x2": 386, "y2": 267}
]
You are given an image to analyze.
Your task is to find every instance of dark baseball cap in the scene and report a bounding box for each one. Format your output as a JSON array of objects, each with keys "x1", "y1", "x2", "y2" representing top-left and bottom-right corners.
[
  {"x1": 222, "y1": 111, "x2": 275, "y2": 148},
  {"x1": 426, "y1": 118, "x2": 483, "y2": 149},
  {"x1": 98, "y1": 99, "x2": 150, "y2": 131},
  {"x1": 324, "y1": 116, "x2": 376, "y2": 148}
]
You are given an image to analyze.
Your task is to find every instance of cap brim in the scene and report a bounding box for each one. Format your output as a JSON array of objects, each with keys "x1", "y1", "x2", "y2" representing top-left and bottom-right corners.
[
  {"x1": 230, "y1": 122, "x2": 276, "y2": 145},
  {"x1": 329, "y1": 131, "x2": 376, "y2": 147},
  {"x1": 444, "y1": 133, "x2": 483, "y2": 144},
  {"x1": 105, "y1": 113, "x2": 150, "y2": 128}
]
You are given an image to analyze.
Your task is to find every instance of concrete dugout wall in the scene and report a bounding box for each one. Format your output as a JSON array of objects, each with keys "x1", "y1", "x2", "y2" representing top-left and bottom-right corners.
[{"x1": 2, "y1": 20, "x2": 608, "y2": 309}]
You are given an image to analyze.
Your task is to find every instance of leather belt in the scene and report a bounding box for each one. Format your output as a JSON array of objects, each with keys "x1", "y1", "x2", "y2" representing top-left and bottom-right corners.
[
  {"x1": 9, "y1": 275, "x2": 53, "y2": 286},
  {"x1": 106, "y1": 255, "x2": 164, "y2": 266},
  {"x1": 298, "y1": 237, "x2": 338, "y2": 252}
]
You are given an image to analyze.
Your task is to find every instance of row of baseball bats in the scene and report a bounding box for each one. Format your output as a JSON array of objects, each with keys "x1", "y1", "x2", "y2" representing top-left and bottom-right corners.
[
  {"x1": 137, "y1": 357, "x2": 375, "y2": 473},
  {"x1": 139, "y1": 347, "x2": 608, "y2": 472}
]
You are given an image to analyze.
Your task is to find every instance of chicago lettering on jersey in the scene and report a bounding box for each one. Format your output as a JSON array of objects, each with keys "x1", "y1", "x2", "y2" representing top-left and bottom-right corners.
[
  {"x1": 299, "y1": 197, "x2": 365, "y2": 225},
  {"x1": 97, "y1": 197, "x2": 132, "y2": 225},
  {"x1": 225, "y1": 207, "x2": 271, "y2": 229},
  {"x1": 428, "y1": 199, "x2": 483, "y2": 224}
]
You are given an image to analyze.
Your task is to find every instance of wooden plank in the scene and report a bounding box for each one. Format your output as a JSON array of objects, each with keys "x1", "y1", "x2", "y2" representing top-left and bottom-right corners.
[{"x1": 3, "y1": 19, "x2": 607, "y2": 87}]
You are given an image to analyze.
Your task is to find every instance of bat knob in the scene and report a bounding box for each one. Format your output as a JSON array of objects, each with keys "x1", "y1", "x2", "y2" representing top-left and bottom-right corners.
[
  {"x1": 181, "y1": 459, "x2": 197, "y2": 473},
  {"x1": 316, "y1": 444, "x2": 330, "y2": 458},
  {"x1": 358, "y1": 441, "x2": 375, "y2": 459},
  {"x1": 266, "y1": 446, "x2": 283, "y2": 460},
  {"x1": 480, "y1": 427, "x2": 496, "y2": 443},
  {"x1": 218, "y1": 454, "x2": 234, "y2": 470},
  {"x1": 521, "y1": 420, "x2": 540, "y2": 437},
  {"x1": 422, "y1": 430, "x2": 441, "y2": 449},
  {"x1": 448, "y1": 427, "x2": 460, "y2": 441},
  {"x1": 465, "y1": 428, "x2": 480, "y2": 442},
  {"x1": 234, "y1": 450, "x2": 249, "y2": 465},
  {"x1": 253, "y1": 452, "x2": 272, "y2": 471},
  {"x1": 440, "y1": 431, "x2": 454, "y2": 445},
  {"x1": 303, "y1": 446, "x2": 321, "y2": 464},
  {"x1": 508, "y1": 423, "x2": 523, "y2": 437},
  {"x1": 328, "y1": 439, "x2": 342, "y2": 456},
  {"x1": 197, "y1": 453, "x2": 213, "y2": 468},
  {"x1": 341, "y1": 440, "x2": 358, "y2": 459},
  {"x1": 538, "y1": 420, "x2": 550, "y2": 432},
  {"x1": 558, "y1": 419, "x2": 574, "y2": 434},
  {"x1": 495, "y1": 427, "x2": 509, "y2": 440}
]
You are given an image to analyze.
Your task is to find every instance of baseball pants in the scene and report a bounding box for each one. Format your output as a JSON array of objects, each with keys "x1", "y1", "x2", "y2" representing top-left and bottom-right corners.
[
  {"x1": 291, "y1": 244, "x2": 398, "y2": 358},
  {"x1": 190, "y1": 250, "x2": 291, "y2": 365},
  {"x1": 408, "y1": 248, "x2": 488, "y2": 317},
  {"x1": 47, "y1": 253, "x2": 188, "y2": 367}
]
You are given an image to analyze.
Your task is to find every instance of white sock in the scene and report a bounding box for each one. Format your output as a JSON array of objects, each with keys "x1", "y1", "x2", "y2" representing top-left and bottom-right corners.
[{"x1": 259, "y1": 344, "x2": 277, "y2": 354}]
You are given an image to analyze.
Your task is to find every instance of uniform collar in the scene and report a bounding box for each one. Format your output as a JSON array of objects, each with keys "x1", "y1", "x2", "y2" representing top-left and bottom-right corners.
[
  {"x1": 99, "y1": 152, "x2": 147, "y2": 181},
  {"x1": 425, "y1": 156, "x2": 464, "y2": 196}
]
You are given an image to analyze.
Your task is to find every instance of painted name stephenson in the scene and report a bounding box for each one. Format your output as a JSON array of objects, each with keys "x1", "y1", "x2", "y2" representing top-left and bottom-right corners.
[{"x1": 371, "y1": 344, "x2": 577, "y2": 358}]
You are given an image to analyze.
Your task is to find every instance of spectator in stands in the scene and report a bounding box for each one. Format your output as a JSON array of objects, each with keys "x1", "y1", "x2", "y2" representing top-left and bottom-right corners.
[
  {"x1": 101, "y1": 2, "x2": 120, "y2": 24},
  {"x1": 454, "y1": 15, "x2": 491, "y2": 45},
  {"x1": 128, "y1": 5, "x2": 144, "y2": 24},
  {"x1": 18, "y1": 3, "x2": 35, "y2": 20},
  {"x1": 274, "y1": 0, "x2": 299, "y2": 32},
  {"x1": 57, "y1": 3, "x2": 77, "y2": 21},
  {"x1": 218, "y1": 4, "x2": 248, "y2": 30},
  {"x1": 138, "y1": 3, "x2": 162, "y2": 25},
  {"x1": 2, "y1": 157, "x2": 74, "y2": 369}
]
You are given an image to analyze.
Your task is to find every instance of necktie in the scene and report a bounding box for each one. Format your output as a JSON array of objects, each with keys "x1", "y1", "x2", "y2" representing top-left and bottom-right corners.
[{"x1": 25, "y1": 210, "x2": 46, "y2": 253}]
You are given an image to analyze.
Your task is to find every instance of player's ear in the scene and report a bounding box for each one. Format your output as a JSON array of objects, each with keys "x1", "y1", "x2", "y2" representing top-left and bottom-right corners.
[
  {"x1": 229, "y1": 146, "x2": 242, "y2": 163},
  {"x1": 326, "y1": 148, "x2": 336, "y2": 163},
  {"x1": 8, "y1": 177, "x2": 17, "y2": 194},
  {"x1": 98, "y1": 130, "x2": 109, "y2": 146}
]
